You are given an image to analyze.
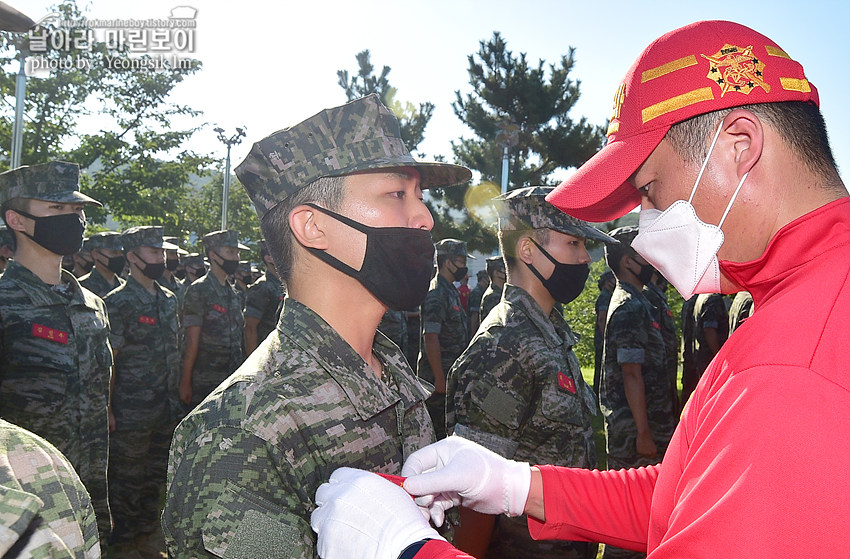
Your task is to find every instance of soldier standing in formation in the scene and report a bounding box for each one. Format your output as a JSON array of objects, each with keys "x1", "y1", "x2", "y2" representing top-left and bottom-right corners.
[
  {"x1": 243, "y1": 240, "x2": 285, "y2": 355},
  {"x1": 479, "y1": 255, "x2": 506, "y2": 322},
  {"x1": 682, "y1": 293, "x2": 729, "y2": 406},
  {"x1": 0, "y1": 161, "x2": 113, "y2": 543},
  {"x1": 104, "y1": 226, "x2": 182, "y2": 558},
  {"x1": 447, "y1": 187, "x2": 614, "y2": 559},
  {"x1": 163, "y1": 94, "x2": 470, "y2": 557},
  {"x1": 78, "y1": 231, "x2": 126, "y2": 297},
  {"x1": 418, "y1": 239, "x2": 472, "y2": 440},
  {"x1": 159, "y1": 235, "x2": 188, "y2": 310},
  {"x1": 178, "y1": 230, "x2": 246, "y2": 408}
]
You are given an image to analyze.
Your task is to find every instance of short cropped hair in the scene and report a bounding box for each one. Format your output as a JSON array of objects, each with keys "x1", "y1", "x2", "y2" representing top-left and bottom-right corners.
[{"x1": 498, "y1": 228, "x2": 549, "y2": 272}]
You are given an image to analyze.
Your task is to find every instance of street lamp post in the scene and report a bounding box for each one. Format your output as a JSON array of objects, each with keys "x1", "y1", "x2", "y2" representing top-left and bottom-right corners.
[
  {"x1": 0, "y1": 1, "x2": 36, "y2": 169},
  {"x1": 213, "y1": 126, "x2": 246, "y2": 231}
]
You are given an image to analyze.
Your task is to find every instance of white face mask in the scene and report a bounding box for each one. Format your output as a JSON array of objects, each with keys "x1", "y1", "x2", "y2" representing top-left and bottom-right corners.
[{"x1": 632, "y1": 123, "x2": 748, "y2": 300}]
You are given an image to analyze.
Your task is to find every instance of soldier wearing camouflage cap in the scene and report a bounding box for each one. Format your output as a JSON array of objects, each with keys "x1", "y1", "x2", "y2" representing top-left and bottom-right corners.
[
  {"x1": 178, "y1": 229, "x2": 247, "y2": 409},
  {"x1": 601, "y1": 225, "x2": 675, "y2": 559},
  {"x1": 160, "y1": 236, "x2": 188, "y2": 308},
  {"x1": 445, "y1": 186, "x2": 613, "y2": 559},
  {"x1": 243, "y1": 239, "x2": 286, "y2": 356},
  {"x1": 417, "y1": 237, "x2": 474, "y2": 440},
  {"x1": 467, "y1": 269, "x2": 489, "y2": 333},
  {"x1": 479, "y1": 255, "x2": 506, "y2": 322},
  {"x1": 78, "y1": 231, "x2": 126, "y2": 297},
  {"x1": 180, "y1": 252, "x2": 205, "y2": 284},
  {"x1": 0, "y1": 161, "x2": 113, "y2": 544},
  {"x1": 163, "y1": 94, "x2": 470, "y2": 558},
  {"x1": 102, "y1": 226, "x2": 181, "y2": 556}
]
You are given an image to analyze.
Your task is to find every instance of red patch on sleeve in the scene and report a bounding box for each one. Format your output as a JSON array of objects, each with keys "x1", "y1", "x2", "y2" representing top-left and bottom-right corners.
[
  {"x1": 652, "y1": 321, "x2": 661, "y2": 330},
  {"x1": 213, "y1": 304, "x2": 227, "y2": 314},
  {"x1": 138, "y1": 316, "x2": 156, "y2": 325},
  {"x1": 32, "y1": 324, "x2": 68, "y2": 344},
  {"x1": 666, "y1": 309, "x2": 674, "y2": 318},
  {"x1": 558, "y1": 371, "x2": 577, "y2": 394}
]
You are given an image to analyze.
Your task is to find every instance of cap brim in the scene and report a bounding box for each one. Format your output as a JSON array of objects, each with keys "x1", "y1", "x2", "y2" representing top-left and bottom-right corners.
[
  {"x1": 547, "y1": 126, "x2": 669, "y2": 223},
  {"x1": 334, "y1": 158, "x2": 471, "y2": 190},
  {"x1": 162, "y1": 241, "x2": 180, "y2": 250},
  {"x1": 33, "y1": 190, "x2": 103, "y2": 207},
  {"x1": 237, "y1": 242, "x2": 250, "y2": 250}
]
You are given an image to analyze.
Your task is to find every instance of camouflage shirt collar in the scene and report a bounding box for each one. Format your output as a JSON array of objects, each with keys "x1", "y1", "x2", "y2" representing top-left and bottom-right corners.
[
  {"x1": 122, "y1": 274, "x2": 168, "y2": 304},
  {"x1": 503, "y1": 284, "x2": 576, "y2": 349},
  {"x1": 3, "y1": 260, "x2": 87, "y2": 307},
  {"x1": 278, "y1": 298, "x2": 426, "y2": 419}
]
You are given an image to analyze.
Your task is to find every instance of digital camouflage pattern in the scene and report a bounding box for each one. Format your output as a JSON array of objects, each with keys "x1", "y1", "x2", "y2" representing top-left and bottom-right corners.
[
  {"x1": 0, "y1": 261, "x2": 113, "y2": 541},
  {"x1": 244, "y1": 270, "x2": 285, "y2": 343},
  {"x1": 467, "y1": 280, "x2": 486, "y2": 317},
  {"x1": 479, "y1": 284, "x2": 503, "y2": 323},
  {"x1": 417, "y1": 274, "x2": 469, "y2": 439},
  {"x1": 235, "y1": 94, "x2": 470, "y2": 221},
  {"x1": 0, "y1": 419, "x2": 101, "y2": 559},
  {"x1": 0, "y1": 161, "x2": 100, "y2": 207},
  {"x1": 643, "y1": 282, "x2": 680, "y2": 416},
  {"x1": 201, "y1": 230, "x2": 246, "y2": 252},
  {"x1": 601, "y1": 281, "x2": 675, "y2": 468},
  {"x1": 448, "y1": 284, "x2": 598, "y2": 559},
  {"x1": 434, "y1": 238, "x2": 471, "y2": 259},
  {"x1": 163, "y1": 298, "x2": 435, "y2": 559},
  {"x1": 104, "y1": 274, "x2": 181, "y2": 544},
  {"x1": 78, "y1": 270, "x2": 125, "y2": 299},
  {"x1": 82, "y1": 232, "x2": 123, "y2": 252},
  {"x1": 728, "y1": 290, "x2": 754, "y2": 333},
  {"x1": 181, "y1": 273, "x2": 245, "y2": 407},
  {"x1": 377, "y1": 309, "x2": 407, "y2": 356}
]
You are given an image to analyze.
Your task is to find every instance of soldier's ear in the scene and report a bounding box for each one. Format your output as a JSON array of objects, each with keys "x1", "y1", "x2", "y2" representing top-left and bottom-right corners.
[
  {"x1": 4, "y1": 209, "x2": 27, "y2": 233},
  {"x1": 289, "y1": 205, "x2": 328, "y2": 250},
  {"x1": 516, "y1": 235, "x2": 535, "y2": 265}
]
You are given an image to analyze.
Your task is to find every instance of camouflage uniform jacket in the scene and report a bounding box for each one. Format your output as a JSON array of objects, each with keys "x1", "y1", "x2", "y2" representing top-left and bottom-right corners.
[
  {"x1": 479, "y1": 284, "x2": 503, "y2": 323},
  {"x1": 693, "y1": 293, "x2": 729, "y2": 375},
  {"x1": 244, "y1": 270, "x2": 285, "y2": 344},
  {"x1": 417, "y1": 274, "x2": 469, "y2": 385},
  {"x1": 643, "y1": 283, "x2": 679, "y2": 403},
  {"x1": 159, "y1": 274, "x2": 186, "y2": 313},
  {"x1": 601, "y1": 281, "x2": 675, "y2": 462},
  {"x1": 104, "y1": 276, "x2": 181, "y2": 429},
  {"x1": 78, "y1": 270, "x2": 124, "y2": 298},
  {"x1": 0, "y1": 261, "x2": 112, "y2": 540},
  {"x1": 0, "y1": 419, "x2": 101, "y2": 559},
  {"x1": 468, "y1": 283, "x2": 486, "y2": 317},
  {"x1": 182, "y1": 273, "x2": 245, "y2": 397},
  {"x1": 163, "y1": 298, "x2": 435, "y2": 559},
  {"x1": 447, "y1": 285, "x2": 597, "y2": 466}
]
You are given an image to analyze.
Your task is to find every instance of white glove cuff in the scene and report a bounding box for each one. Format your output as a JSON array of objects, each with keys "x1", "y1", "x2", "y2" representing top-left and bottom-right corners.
[{"x1": 504, "y1": 461, "x2": 532, "y2": 517}]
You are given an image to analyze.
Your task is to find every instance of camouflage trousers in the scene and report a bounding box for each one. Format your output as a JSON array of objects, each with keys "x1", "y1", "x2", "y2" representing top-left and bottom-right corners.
[
  {"x1": 488, "y1": 514, "x2": 597, "y2": 559},
  {"x1": 108, "y1": 420, "x2": 174, "y2": 544}
]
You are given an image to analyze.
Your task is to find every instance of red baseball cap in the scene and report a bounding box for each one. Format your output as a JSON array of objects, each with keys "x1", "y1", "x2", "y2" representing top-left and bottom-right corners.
[{"x1": 546, "y1": 20, "x2": 819, "y2": 222}]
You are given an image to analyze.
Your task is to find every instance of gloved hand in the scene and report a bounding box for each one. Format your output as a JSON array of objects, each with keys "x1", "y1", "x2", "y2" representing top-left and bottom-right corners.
[
  {"x1": 311, "y1": 467, "x2": 444, "y2": 559},
  {"x1": 402, "y1": 436, "x2": 531, "y2": 527}
]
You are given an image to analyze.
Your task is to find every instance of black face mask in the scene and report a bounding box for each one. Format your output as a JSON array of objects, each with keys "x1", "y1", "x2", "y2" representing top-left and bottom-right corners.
[
  {"x1": 77, "y1": 256, "x2": 94, "y2": 274},
  {"x1": 166, "y1": 258, "x2": 179, "y2": 271},
  {"x1": 16, "y1": 210, "x2": 85, "y2": 256},
  {"x1": 101, "y1": 254, "x2": 126, "y2": 275},
  {"x1": 635, "y1": 260, "x2": 656, "y2": 286},
  {"x1": 449, "y1": 261, "x2": 468, "y2": 282},
  {"x1": 133, "y1": 255, "x2": 165, "y2": 280},
  {"x1": 527, "y1": 239, "x2": 589, "y2": 305},
  {"x1": 304, "y1": 203, "x2": 435, "y2": 311},
  {"x1": 174, "y1": 269, "x2": 186, "y2": 280},
  {"x1": 213, "y1": 252, "x2": 240, "y2": 275}
]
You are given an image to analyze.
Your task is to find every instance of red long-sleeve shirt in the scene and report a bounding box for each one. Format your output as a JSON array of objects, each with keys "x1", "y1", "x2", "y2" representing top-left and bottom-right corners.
[{"x1": 419, "y1": 197, "x2": 850, "y2": 558}]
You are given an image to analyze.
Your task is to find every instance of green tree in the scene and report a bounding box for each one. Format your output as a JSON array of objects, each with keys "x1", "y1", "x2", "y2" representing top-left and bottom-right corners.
[
  {"x1": 0, "y1": 0, "x2": 210, "y2": 231},
  {"x1": 337, "y1": 49, "x2": 433, "y2": 152}
]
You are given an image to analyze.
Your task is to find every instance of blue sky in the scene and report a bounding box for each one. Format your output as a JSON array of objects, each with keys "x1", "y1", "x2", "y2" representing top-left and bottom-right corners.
[{"x1": 20, "y1": 0, "x2": 850, "y2": 192}]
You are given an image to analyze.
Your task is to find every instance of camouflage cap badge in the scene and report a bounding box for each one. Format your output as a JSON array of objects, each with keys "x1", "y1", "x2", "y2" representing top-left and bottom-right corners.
[
  {"x1": 121, "y1": 226, "x2": 179, "y2": 251},
  {"x1": 235, "y1": 94, "x2": 472, "y2": 221},
  {"x1": 0, "y1": 161, "x2": 101, "y2": 207},
  {"x1": 435, "y1": 238, "x2": 474, "y2": 259},
  {"x1": 85, "y1": 231, "x2": 124, "y2": 252},
  {"x1": 202, "y1": 230, "x2": 249, "y2": 252},
  {"x1": 495, "y1": 186, "x2": 617, "y2": 244}
]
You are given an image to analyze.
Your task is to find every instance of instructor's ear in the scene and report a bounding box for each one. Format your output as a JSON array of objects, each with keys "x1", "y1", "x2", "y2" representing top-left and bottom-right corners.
[{"x1": 720, "y1": 109, "x2": 763, "y2": 179}]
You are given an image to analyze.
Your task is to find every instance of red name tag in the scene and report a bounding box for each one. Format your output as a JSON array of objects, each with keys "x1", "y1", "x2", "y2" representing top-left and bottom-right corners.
[
  {"x1": 375, "y1": 473, "x2": 413, "y2": 499},
  {"x1": 652, "y1": 321, "x2": 661, "y2": 330},
  {"x1": 138, "y1": 316, "x2": 156, "y2": 325},
  {"x1": 32, "y1": 324, "x2": 69, "y2": 344},
  {"x1": 213, "y1": 304, "x2": 227, "y2": 314},
  {"x1": 558, "y1": 371, "x2": 576, "y2": 394},
  {"x1": 666, "y1": 309, "x2": 674, "y2": 318}
]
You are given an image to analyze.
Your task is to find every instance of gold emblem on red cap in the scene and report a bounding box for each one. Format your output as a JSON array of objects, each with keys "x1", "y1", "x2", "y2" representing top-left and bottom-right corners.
[{"x1": 702, "y1": 44, "x2": 770, "y2": 97}]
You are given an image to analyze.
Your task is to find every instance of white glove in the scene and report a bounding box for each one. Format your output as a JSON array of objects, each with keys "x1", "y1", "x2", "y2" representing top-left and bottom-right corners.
[
  {"x1": 311, "y1": 467, "x2": 444, "y2": 559},
  {"x1": 401, "y1": 435, "x2": 531, "y2": 527}
]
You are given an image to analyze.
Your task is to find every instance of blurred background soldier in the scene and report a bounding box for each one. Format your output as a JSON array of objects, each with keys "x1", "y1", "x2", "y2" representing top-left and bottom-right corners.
[
  {"x1": 418, "y1": 238, "x2": 472, "y2": 440},
  {"x1": 104, "y1": 226, "x2": 182, "y2": 559},
  {"x1": 0, "y1": 224, "x2": 14, "y2": 274},
  {"x1": 447, "y1": 186, "x2": 613, "y2": 559},
  {"x1": 467, "y1": 269, "x2": 489, "y2": 334},
  {"x1": 244, "y1": 240, "x2": 285, "y2": 355},
  {"x1": 0, "y1": 419, "x2": 101, "y2": 558},
  {"x1": 682, "y1": 293, "x2": 729, "y2": 407},
  {"x1": 643, "y1": 273, "x2": 681, "y2": 417},
  {"x1": 180, "y1": 252, "x2": 205, "y2": 284},
  {"x1": 729, "y1": 290, "x2": 754, "y2": 333},
  {"x1": 593, "y1": 270, "x2": 616, "y2": 390},
  {"x1": 0, "y1": 161, "x2": 113, "y2": 543},
  {"x1": 78, "y1": 231, "x2": 126, "y2": 297},
  {"x1": 70, "y1": 236, "x2": 95, "y2": 278},
  {"x1": 480, "y1": 255, "x2": 506, "y2": 322},
  {"x1": 178, "y1": 230, "x2": 246, "y2": 408},
  {"x1": 160, "y1": 235, "x2": 188, "y2": 310}
]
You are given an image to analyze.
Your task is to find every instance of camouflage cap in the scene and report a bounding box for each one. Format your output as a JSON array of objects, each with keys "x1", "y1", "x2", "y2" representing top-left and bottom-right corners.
[
  {"x1": 180, "y1": 252, "x2": 204, "y2": 267},
  {"x1": 121, "y1": 226, "x2": 179, "y2": 251},
  {"x1": 605, "y1": 225, "x2": 641, "y2": 265},
  {"x1": 85, "y1": 231, "x2": 123, "y2": 252},
  {"x1": 202, "y1": 230, "x2": 250, "y2": 252},
  {"x1": 495, "y1": 186, "x2": 617, "y2": 244},
  {"x1": 0, "y1": 224, "x2": 14, "y2": 249},
  {"x1": 163, "y1": 235, "x2": 189, "y2": 255},
  {"x1": 435, "y1": 238, "x2": 474, "y2": 259},
  {"x1": 485, "y1": 255, "x2": 505, "y2": 273},
  {"x1": 0, "y1": 161, "x2": 101, "y2": 207},
  {"x1": 235, "y1": 94, "x2": 472, "y2": 221}
]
